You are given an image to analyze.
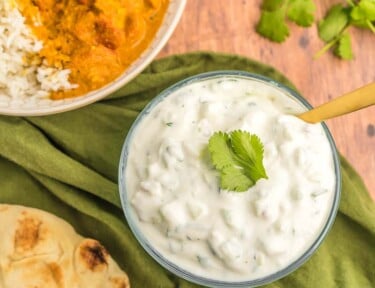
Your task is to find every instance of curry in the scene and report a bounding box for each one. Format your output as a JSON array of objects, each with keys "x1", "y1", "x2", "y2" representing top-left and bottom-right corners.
[{"x1": 17, "y1": 0, "x2": 169, "y2": 99}]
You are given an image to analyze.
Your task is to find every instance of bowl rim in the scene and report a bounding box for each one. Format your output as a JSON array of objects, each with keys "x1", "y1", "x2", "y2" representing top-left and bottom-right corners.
[
  {"x1": 118, "y1": 70, "x2": 342, "y2": 288},
  {"x1": 0, "y1": 0, "x2": 186, "y2": 117}
]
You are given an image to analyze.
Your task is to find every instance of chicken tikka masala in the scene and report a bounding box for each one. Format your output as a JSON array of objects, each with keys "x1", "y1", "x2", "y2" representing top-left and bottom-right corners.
[{"x1": 17, "y1": 0, "x2": 169, "y2": 99}]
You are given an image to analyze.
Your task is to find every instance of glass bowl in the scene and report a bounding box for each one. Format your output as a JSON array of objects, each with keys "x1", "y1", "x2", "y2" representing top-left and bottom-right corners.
[
  {"x1": 0, "y1": 0, "x2": 186, "y2": 116},
  {"x1": 118, "y1": 71, "x2": 341, "y2": 287}
]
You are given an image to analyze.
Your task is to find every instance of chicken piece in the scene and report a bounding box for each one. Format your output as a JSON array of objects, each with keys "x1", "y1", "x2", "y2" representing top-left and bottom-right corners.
[
  {"x1": 73, "y1": 10, "x2": 98, "y2": 46},
  {"x1": 71, "y1": 45, "x2": 123, "y2": 88},
  {"x1": 95, "y1": 17, "x2": 126, "y2": 50},
  {"x1": 31, "y1": 0, "x2": 55, "y2": 11},
  {"x1": 94, "y1": 0, "x2": 128, "y2": 29},
  {"x1": 124, "y1": 13, "x2": 147, "y2": 47}
]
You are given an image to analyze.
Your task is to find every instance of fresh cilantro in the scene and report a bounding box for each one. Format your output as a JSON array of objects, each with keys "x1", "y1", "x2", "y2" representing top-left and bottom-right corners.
[
  {"x1": 208, "y1": 130, "x2": 268, "y2": 192},
  {"x1": 350, "y1": 0, "x2": 375, "y2": 32},
  {"x1": 256, "y1": 0, "x2": 374, "y2": 60},
  {"x1": 256, "y1": 9, "x2": 290, "y2": 42},
  {"x1": 261, "y1": 0, "x2": 284, "y2": 10},
  {"x1": 256, "y1": 0, "x2": 315, "y2": 42},
  {"x1": 318, "y1": 4, "x2": 350, "y2": 42},
  {"x1": 316, "y1": 0, "x2": 374, "y2": 60},
  {"x1": 287, "y1": 0, "x2": 315, "y2": 27},
  {"x1": 334, "y1": 33, "x2": 354, "y2": 59}
]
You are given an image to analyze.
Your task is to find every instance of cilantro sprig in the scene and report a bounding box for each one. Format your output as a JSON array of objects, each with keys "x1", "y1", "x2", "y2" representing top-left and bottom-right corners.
[
  {"x1": 315, "y1": 0, "x2": 375, "y2": 60},
  {"x1": 256, "y1": 0, "x2": 316, "y2": 42},
  {"x1": 208, "y1": 130, "x2": 268, "y2": 192},
  {"x1": 256, "y1": 0, "x2": 375, "y2": 60},
  {"x1": 350, "y1": 0, "x2": 375, "y2": 31}
]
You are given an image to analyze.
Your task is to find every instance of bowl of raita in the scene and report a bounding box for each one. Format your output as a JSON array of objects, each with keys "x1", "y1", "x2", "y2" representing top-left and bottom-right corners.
[{"x1": 118, "y1": 71, "x2": 341, "y2": 287}]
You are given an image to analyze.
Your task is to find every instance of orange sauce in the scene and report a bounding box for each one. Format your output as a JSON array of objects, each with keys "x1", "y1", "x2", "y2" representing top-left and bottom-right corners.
[{"x1": 16, "y1": 0, "x2": 169, "y2": 99}]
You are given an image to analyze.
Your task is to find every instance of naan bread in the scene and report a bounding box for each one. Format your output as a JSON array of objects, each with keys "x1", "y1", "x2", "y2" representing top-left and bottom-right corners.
[{"x1": 0, "y1": 204, "x2": 130, "y2": 288}]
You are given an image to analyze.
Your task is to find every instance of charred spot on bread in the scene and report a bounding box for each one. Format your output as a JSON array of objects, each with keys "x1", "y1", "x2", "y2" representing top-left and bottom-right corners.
[
  {"x1": 110, "y1": 276, "x2": 130, "y2": 288},
  {"x1": 14, "y1": 213, "x2": 42, "y2": 252},
  {"x1": 48, "y1": 262, "x2": 63, "y2": 285},
  {"x1": 79, "y1": 239, "x2": 109, "y2": 272}
]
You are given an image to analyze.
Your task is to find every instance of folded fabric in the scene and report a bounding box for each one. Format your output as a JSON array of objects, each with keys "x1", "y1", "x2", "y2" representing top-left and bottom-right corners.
[{"x1": 0, "y1": 52, "x2": 374, "y2": 288}]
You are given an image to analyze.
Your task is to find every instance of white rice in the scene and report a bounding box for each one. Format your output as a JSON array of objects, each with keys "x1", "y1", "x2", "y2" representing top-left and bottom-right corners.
[{"x1": 0, "y1": 0, "x2": 77, "y2": 101}]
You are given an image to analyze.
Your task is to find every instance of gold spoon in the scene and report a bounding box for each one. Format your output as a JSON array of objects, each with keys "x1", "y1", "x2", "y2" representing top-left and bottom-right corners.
[{"x1": 298, "y1": 82, "x2": 375, "y2": 124}]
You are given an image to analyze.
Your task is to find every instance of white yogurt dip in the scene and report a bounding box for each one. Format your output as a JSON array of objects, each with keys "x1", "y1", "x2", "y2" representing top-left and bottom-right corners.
[{"x1": 123, "y1": 74, "x2": 337, "y2": 282}]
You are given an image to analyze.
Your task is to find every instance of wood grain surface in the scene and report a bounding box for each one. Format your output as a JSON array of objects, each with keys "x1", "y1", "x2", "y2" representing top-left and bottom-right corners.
[{"x1": 158, "y1": 0, "x2": 375, "y2": 199}]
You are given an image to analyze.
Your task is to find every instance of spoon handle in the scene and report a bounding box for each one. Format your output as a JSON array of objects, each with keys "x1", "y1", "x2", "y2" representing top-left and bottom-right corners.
[{"x1": 298, "y1": 82, "x2": 375, "y2": 124}]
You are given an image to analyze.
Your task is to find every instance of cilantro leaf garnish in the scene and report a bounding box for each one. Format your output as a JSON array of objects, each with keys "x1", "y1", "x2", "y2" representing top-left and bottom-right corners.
[
  {"x1": 208, "y1": 131, "x2": 268, "y2": 192},
  {"x1": 256, "y1": 0, "x2": 315, "y2": 42}
]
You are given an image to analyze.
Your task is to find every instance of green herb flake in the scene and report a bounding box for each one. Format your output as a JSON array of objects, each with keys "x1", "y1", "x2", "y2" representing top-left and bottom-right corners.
[
  {"x1": 350, "y1": 0, "x2": 375, "y2": 30},
  {"x1": 208, "y1": 130, "x2": 268, "y2": 192},
  {"x1": 334, "y1": 33, "x2": 354, "y2": 60},
  {"x1": 261, "y1": 0, "x2": 285, "y2": 11},
  {"x1": 318, "y1": 4, "x2": 350, "y2": 42},
  {"x1": 287, "y1": 0, "x2": 315, "y2": 27},
  {"x1": 256, "y1": 0, "x2": 315, "y2": 42},
  {"x1": 256, "y1": 9, "x2": 290, "y2": 43},
  {"x1": 165, "y1": 122, "x2": 173, "y2": 127}
]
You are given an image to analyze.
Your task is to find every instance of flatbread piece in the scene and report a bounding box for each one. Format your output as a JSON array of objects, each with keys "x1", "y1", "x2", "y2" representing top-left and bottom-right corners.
[{"x1": 0, "y1": 204, "x2": 130, "y2": 288}]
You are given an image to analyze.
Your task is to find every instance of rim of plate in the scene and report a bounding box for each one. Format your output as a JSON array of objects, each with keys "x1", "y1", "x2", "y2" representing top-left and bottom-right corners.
[{"x1": 0, "y1": 0, "x2": 186, "y2": 116}]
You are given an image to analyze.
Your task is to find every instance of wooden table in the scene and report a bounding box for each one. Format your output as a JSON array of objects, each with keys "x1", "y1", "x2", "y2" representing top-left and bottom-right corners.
[{"x1": 158, "y1": 0, "x2": 375, "y2": 199}]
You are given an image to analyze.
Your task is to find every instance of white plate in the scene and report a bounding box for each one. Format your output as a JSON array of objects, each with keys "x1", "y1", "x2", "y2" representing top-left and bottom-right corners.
[{"x1": 0, "y1": 0, "x2": 186, "y2": 116}]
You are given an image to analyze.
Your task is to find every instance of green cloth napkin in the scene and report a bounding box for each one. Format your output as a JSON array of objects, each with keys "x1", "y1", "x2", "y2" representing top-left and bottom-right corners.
[{"x1": 0, "y1": 52, "x2": 374, "y2": 288}]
